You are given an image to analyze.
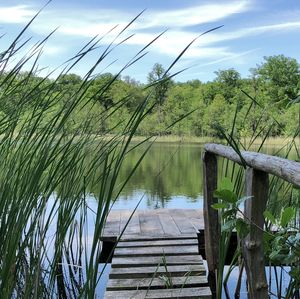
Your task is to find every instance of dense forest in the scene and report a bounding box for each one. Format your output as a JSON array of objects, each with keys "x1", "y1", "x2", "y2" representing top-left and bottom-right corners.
[{"x1": 2, "y1": 54, "x2": 299, "y2": 138}]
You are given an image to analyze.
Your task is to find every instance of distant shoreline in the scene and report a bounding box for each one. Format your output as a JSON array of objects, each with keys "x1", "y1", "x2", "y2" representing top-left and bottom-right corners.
[{"x1": 122, "y1": 135, "x2": 299, "y2": 146}]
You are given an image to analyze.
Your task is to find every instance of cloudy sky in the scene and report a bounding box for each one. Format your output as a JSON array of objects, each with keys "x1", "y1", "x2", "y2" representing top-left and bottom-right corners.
[{"x1": 1, "y1": 0, "x2": 300, "y2": 82}]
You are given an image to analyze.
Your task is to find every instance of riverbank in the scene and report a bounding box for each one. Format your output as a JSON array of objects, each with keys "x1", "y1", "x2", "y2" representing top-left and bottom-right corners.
[{"x1": 124, "y1": 135, "x2": 300, "y2": 146}]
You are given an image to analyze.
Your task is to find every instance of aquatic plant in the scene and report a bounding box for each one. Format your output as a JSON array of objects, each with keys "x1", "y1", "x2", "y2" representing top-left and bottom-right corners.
[
  {"x1": 212, "y1": 91, "x2": 300, "y2": 298},
  {"x1": 0, "y1": 11, "x2": 169, "y2": 298}
]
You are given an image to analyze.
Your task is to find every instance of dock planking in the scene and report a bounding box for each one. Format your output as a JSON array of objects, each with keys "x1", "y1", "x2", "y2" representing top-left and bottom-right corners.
[
  {"x1": 101, "y1": 209, "x2": 204, "y2": 241},
  {"x1": 111, "y1": 255, "x2": 205, "y2": 268},
  {"x1": 104, "y1": 287, "x2": 212, "y2": 299},
  {"x1": 109, "y1": 264, "x2": 206, "y2": 279},
  {"x1": 102, "y1": 209, "x2": 211, "y2": 298}
]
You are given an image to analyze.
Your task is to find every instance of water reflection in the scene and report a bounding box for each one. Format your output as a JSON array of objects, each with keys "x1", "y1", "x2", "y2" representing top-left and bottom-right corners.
[
  {"x1": 114, "y1": 143, "x2": 204, "y2": 209},
  {"x1": 111, "y1": 142, "x2": 297, "y2": 209}
]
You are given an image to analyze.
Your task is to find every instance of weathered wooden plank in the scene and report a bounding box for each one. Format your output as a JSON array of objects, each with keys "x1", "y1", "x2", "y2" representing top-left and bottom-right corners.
[
  {"x1": 106, "y1": 275, "x2": 208, "y2": 290},
  {"x1": 114, "y1": 245, "x2": 198, "y2": 257},
  {"x1": 242, "y1": 168, "x2": 269, "y2": 298},
  {"x1": 111, "y1": 255, "x2": 203, "y2": 268},
  {"x1": 104, "y1": 287, "x2": 212, "y2": 298},
  {"x1": 102, "y1": 210, "x2": 121, "y2": 237},
  {"x1": 102, "y1": 209, "x2": 204, "y2": 240},
  {"x1": 203, "y1": 151, "x2": 219, "y2": 295},
  {"x1": 116, "y1": 239, "x2": 198, "y2": 248},
  {"x1": 109, "y1": 264, "x2": 206, "y2": 279},
  {"x1": 204, "y1": 143, "x2": 300, "y2": 187},
  {"x1": 158, "y1": 213, "x2": 181, "y2": 236},
  {"x1": 139, "y1": 211, "x2": 165, "y2": 236},
  {"x1": 170, "y1": 209, "x2": 196, "y2": 234},
  {"x1": 183, "y1": 210, "x2": 204, "y2": 230},
  {"x1": 119, "y1": 234, "x2": 197, "y2": 241},
  {"x1": 120, "y1": 210, "x2": 141, "y2": 235},
  {"x1": 182, "y1": 209, "x2": 203, "y2": 219},
  {"x1": 103, "y1": 209, "x2": 211, "y2": 298}
]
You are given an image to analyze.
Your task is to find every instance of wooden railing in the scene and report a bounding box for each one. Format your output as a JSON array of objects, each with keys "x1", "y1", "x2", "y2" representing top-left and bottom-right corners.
[{"x1": 203, "y1": 143, "x2": 300, "y2": 299}]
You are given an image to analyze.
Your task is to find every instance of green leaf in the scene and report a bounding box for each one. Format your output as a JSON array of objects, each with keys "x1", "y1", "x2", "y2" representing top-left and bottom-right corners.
[
  {"x1": 236, "y1": 218, "x2": 249, "y2": 238},
  {"x1": 218, "y1": 177, "x2": 234, "y2": 191},
  {"x1": 214, "y1": 189, "x2": 237, "y2": 203},
  {"x1": 269, "y1": 250, "x2": 285, "y2": 262},
  {"x1": 223, "y1": 209, "x2": 236, "y2": 219},
  {"x1": 211, "y1": 203, "x2": 229, "y2": 210},
  {"x1": 289, "y1": 267, "x2": 300, "y2": 280},
  {"x1": 280, "y1": 207, "x2": 295, "y2": 227},
  {"x1": 263, "y1": 210, "x2": 276, "y2": 225},
  {"x1": 221, "y1": 219, "x2": 236, "y2": 232},
  {"x1": 263, "y1": 231, "x2": 275, "y2": 243}
]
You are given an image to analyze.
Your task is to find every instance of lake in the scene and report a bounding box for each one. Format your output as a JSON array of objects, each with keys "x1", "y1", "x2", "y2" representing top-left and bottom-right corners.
[
  {"x1": 96, "y1": 141, "x2": 296, "y2": 298},
  {"x1": 74, "y1": 140, "x2": 299, "y2": 298},
  {"x1": 112, "y1": 141, "x2": 298, "y2": 210}
]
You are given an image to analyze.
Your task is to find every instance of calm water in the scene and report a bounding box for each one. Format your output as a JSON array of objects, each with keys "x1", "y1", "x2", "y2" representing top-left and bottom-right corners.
[
  {"x1": 112, "y1": 142, "x2": 298, "y2": 210},
  {"x1": 94, "y1": 142, "x2": 298, "y2": 298}
]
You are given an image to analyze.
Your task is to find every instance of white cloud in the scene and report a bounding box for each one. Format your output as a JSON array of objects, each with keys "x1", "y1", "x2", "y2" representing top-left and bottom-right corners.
[
  {"x1": 0, "y1": 5, "x2": 35, "y2": 23},
  {"x1": 139, "y1": 1, "x2": 250, "y2": 29},
  {"x1": 42, "y1": 45, "x2": 64, "y2": 56},
  {"x1": 0, "y1": 1, "x2": 251, "y2": 62},
  {"x1": 111, "y1": 30, "x2": 232, "y2": 59},
  {"x1": 201, "y1": 21, "x2": 300, "y2": 45},
  {"x1": 2, "y1": 1, "x2": 250, "y2": 38},
  {"x1": 2, "y1": 1, "x2": 300, "y2": 67},
  {"x1": 199, "y1": 49, "x2": 259, "y2": 67}
]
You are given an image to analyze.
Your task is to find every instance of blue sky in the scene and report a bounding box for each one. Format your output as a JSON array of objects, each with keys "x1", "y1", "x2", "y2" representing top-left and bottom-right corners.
[{"x1": 1, "y1": 0, "x2": 300, "y2": 82}]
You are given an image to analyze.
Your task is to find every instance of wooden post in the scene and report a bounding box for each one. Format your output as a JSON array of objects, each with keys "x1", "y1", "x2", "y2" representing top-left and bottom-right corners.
[
  {"x1": 242, "y1": 168, "x2": 269, "y2": 299},
  {"x1": 203, "y1": 151, "x2": 219, "y2": 296}
]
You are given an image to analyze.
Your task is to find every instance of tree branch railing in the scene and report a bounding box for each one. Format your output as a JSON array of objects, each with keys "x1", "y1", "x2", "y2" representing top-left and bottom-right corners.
[{"x1": 203, "y1": 143, "x2": 300, "y2": 299}]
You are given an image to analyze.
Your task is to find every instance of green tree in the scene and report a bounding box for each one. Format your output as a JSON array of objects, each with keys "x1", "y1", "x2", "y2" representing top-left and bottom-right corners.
[
  {"x1": 203, "y1": 93, "x2": 228, "y2": 137},
  {"x1": 164, "y1": 83, "x2": 201, "y2": 136},
  {"x1": 255, "y1": 55, "x2": 300, "y2": 108},
  {"x1": 214, "y1": 68, "x2": 241, "y2": 103},
  {"x1": 147, "y1": 63, "x2": 173, "y2": 134},
  {"x1": 147, "y1": 63, "x2": 172, "y2": 106}
]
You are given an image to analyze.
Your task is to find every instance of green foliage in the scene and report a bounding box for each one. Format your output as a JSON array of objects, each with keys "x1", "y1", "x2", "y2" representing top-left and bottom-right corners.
[
  {"x1": 215, "y1": 179, "x2": 300, "y2": 298},
  {"x1": 213, "y1": 178, "x2": 249, "y2": 238},
  {"x1": 0, "y1": 13, "x2": 188, "y2": 299},
  {"x1": 255, "y1": 55, "x2": 300, "y2": 108},
  {"x1": 2, "y1": 54, "x2": 300, "y2": 139},
  {"x1": 212, "y1": 178, "x2": 250, "y2": 299},
  {"x1": 262, "y1": 208, "x2": 300, "y2": 297}
]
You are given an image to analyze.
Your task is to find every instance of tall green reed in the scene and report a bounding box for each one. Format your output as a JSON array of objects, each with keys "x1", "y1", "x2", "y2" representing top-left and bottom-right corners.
[
  {"x1": 213, "y1": 89, "x2": 300, "y2": 298},
  {"x1": 0, "y1": 13, "x2": 167, "y2": 299},
  {"x1": 0, "y1": 9, "x2": 220, "y2": 298}
]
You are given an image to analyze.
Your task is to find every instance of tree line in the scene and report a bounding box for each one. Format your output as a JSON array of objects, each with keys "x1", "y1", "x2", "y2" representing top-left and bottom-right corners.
[{"x1": 1, "y1": 54, "x2": 299, "y2": 138}]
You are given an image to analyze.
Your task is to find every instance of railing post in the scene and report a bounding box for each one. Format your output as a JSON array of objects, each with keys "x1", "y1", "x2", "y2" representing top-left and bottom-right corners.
[
  {"x1": 203, "y1": 151, "x2": 219, "y2": 296},
  {"x1": 243, "y1": 167, "x2": 269, "y2": 299}
]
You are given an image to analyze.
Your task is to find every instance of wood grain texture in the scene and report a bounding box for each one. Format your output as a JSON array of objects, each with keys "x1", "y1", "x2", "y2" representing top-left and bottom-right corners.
[
  {"x1": 242, "y1": 168, "x2": 269, "y2": 299},
  {"x1": 204, "y1": 143, "x2": 300, "y2": 187},
  {"x1": 104, "y1": 287, "x2": 212, "y2": 298},
  {"x1": 106, "y1": 275, "x2": 208, "y2": 290},
  {"x1": 158, "y1": 213, "x2": 181, "y2": 235},
  {"x1": 114, "y1": 245, "x2": 199, "y2": 257},
  {"x1": 203, "y1": 151, "x2": 219, "y2": 295},
  {"x1": 139, "y1": 210, "x2": 165, "y2": 236},
  {"x1": 102, "y1": 210, "x2": 210, "y2": 298},
  {"x1": 119, "y1": 235, "x2": 197, "y2": 241},
  {"x1": 111, "y1": 255, "x2": 204, "y2": 268},
  {"x1": 120, "y1": 210, "x2": 141, "y2": 235},
  {"x1": 102, "y1": 210, "x2": 120, "y2": 237},
  {"x1": 117, "y1": 239, "x2": 198, "y2": 248},
  {"x1": 109, "y1": 264, "x2": 206, "y2": 278},
  {"x1": 170, "y1": 209, "x2": 196, "y2": 234},
  {"x1": 101, "y1": 209, "x2": 203, "y2": 240}
]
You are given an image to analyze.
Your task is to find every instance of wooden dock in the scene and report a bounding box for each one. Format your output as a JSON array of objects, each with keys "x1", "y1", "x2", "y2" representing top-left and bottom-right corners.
[{"x1": 101, "y1": 209, "x2": 212, "y2": 299}]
